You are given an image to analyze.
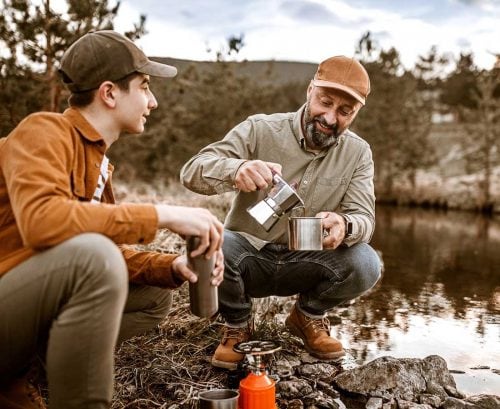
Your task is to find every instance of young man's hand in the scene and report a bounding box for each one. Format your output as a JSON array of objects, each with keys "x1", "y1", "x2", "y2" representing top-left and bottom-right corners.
[
  {"x1": 155, "y1": 205, "x2": 223, "y2": 258},
  {"x1": 171, "y1": 249, "x2": 224, "y2": 285}
]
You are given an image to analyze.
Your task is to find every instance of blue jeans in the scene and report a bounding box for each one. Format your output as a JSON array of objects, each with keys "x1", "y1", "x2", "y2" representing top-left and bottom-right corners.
[{"x1": 219, "y1": 230, "x2": 381, "y2": 323}]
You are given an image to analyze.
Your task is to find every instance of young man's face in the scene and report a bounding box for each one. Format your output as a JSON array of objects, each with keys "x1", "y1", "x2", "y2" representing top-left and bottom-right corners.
[
  {"x1": 303, "y1": 85, "x2": 362, "y2": 150},
  {"x1": 115, "y1": 74, "x2": 158, "y2": 134}
]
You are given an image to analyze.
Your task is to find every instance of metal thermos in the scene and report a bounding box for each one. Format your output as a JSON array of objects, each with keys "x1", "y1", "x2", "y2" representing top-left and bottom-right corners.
[{"x1": 187, "y1": 236, "x2": 218, "y2": 318}]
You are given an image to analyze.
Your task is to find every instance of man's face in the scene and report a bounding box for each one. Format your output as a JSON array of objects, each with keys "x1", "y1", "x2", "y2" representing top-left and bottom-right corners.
[
  {"x1": 115, "y1": 74, "x2": 158, "y2": 135},
  {"x1": 303, "y1": 85, "x2": 362, "y2": 150}
]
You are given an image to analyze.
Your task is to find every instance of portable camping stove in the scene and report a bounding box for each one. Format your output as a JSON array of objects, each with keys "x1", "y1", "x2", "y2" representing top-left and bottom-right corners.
[{"x1": 233, "y1": 340, "x2": 281, "y2": 409}]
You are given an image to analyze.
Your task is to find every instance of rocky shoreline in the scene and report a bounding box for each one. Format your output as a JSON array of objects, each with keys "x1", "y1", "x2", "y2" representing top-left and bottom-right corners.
[{"x1": 270, "y1": 354, "x2": 499, "y2": 409}]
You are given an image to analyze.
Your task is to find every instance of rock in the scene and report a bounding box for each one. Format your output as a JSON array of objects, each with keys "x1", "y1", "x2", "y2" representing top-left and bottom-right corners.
[
  {"x1": 333, "y1": 355, "x2": 459, "y2": 403},
  {"x1": 419, "y1": 393, "x2": 443, "y2": 407},
  {"x1": 444, "y1": 385, "x2": 466, "y2": 399},
  {"x1": 382, "y1": 399, "x2": 397, "y2": 409},
  {"x1": 426, "y1": 381, "x2": 449, "y2": 401},
  {"x1": 464, "y1": 394, "x2": 500, "y2": 409},
  {"x1": 302, "y1": 390, "x2": 340, "y2": 408},
  {"x1": 316, "y1": 380, "x2": 340, "y2": 399},
  {"x1": 366, "y1": 397, "x2": 384, "y2": 409},
  {"x1": 297, "y1": 363, "x2": 339, "y2": 381},
  {"x1": 276, "y1": 358, "x2": 296, "y2": 379},
  {"x1": 286, "y1": 399, "x2": 304, "y2": 409},
  {"x1": 397, "y1": 399, "x2": 434, "y2": 408},
  {"x1": 278, "y1": 377, "x2": 314, "y2": 399},
  {"x1": 440, "y1": 397, "x2": 475, "y2": 408}
]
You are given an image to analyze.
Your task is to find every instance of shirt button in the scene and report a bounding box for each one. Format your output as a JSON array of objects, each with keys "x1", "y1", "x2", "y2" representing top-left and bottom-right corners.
[
  {"x1": 303, "y1": 181, "x2": 308, "y2": 185},
  {"x1": 138, "y1": 237, "x2": 145, "y2": 243}
]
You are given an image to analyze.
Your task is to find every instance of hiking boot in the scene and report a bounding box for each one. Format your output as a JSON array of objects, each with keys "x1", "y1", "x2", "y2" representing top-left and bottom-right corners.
[
  {"x1": 285, "y1": 304, "x2": 345, "y2": 360},
  {"x1": 0, "y1": 373, "x2": 47, "y2": 409},
  {"x1": 212, "y1": 323, "x2": 251, "y2": 370}
]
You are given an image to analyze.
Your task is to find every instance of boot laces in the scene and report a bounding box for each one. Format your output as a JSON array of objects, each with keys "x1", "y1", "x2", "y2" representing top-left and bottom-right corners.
[
  {"x1": 305, "y1": 315, "x2": 330, "y2": 334},
  {"x1": 223, "y1": 326, "x2": 249, "y2": 343},
  {"x1": 26, "y1": 380, "x2": 45, "y2": 408}
]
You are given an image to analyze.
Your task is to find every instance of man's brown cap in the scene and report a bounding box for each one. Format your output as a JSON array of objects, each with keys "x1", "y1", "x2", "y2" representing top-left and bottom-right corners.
[
  {"x1": 59, "y1": 30, "x2": 177, "y2": 92},
  {"x1": 312, "y1": 56, "x2": 370, "y2": 105}
]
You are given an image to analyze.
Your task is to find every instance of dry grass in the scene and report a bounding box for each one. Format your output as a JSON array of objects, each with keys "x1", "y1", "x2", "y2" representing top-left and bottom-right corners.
[
  {"x1": 111, "y1": 182, "x2": 304, "y2": 408},
  {"x1": 112, "y1": 286, "x2": 303, "y2": 409}
]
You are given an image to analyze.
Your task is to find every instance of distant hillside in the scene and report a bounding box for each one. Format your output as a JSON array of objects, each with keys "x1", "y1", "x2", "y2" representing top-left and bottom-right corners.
[{"x1": 152, "y1": 57, "x2": 317, "y2": 85}]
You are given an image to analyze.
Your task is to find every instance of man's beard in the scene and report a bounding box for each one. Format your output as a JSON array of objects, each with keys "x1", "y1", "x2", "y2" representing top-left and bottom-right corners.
[{"x1": 304, "y1": 103, "x2": 341, "y2": 150}]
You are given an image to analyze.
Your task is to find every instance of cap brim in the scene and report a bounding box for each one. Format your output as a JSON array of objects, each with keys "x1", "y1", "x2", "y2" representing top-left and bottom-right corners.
[
  {"x1": 139, "y1": 60, "x2": 177, "y2": 78},
  {"x1": 312, "y1": 79, "x2": 365, "y2": 105}
]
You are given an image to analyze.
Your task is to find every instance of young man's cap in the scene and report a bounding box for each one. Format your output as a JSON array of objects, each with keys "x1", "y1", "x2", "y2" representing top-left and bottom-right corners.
[
  {"x1": 312, "y1": 56, "x2": 370, "y2": 105},
  {"x1": 59, "y1": 30, "x2": 177, "y2": 93}
]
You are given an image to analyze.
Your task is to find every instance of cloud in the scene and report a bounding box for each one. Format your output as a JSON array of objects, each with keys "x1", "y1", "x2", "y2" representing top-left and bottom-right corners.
[
  {"x1": 279, "y1": 0, "x2": 344, "y2": 24},
  {"x1": 115, "y1": 0, "x2": 499, "y2": 69}
]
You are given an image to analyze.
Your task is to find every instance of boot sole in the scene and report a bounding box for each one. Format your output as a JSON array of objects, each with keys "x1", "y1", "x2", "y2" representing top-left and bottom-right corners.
[
  {"x1": 286, "y1": 319, "x2": 346, "y2": 360},
  {"x1": 211, "y1": 357, "x2": 240, "y2": 370}
]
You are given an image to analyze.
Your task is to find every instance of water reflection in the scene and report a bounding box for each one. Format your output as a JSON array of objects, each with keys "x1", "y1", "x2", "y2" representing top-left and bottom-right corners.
[{"x1": 335, "y1": 206, "x2": 500, "y2": 395}]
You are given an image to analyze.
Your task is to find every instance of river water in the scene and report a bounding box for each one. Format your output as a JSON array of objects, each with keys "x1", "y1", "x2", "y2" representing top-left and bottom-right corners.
[{"x1": 331, "y1": 205, "x2": 500, "y2": 396}]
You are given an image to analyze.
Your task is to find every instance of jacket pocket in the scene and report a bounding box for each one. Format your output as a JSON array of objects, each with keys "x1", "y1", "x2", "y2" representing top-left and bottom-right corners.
[{"x1": 311, "y1": 177, "x2": 347, "y2": 212}]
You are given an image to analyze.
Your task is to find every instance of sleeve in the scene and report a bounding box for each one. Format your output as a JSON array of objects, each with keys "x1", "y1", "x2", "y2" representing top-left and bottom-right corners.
[
  {"x1": 121, "y1": 246, "x2": 184, "y2": 288},
  {"x1": 2, "y1": 114, "x2": 158, "y2": 250},
  {"x1": 339, "y1": 145, "x2": 376, "y2": 246},
  {"x1": 179, "y1": 118, "x2": 255, "y2": 195}
]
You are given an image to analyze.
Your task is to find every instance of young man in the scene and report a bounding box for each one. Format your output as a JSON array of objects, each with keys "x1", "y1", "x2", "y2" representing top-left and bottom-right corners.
[
  {"x1": 181, "y1": 56, "x2": 382, "y2": 369},
  {"x1": 0, "y1": 30, "x2": 224, "y2": 409}
]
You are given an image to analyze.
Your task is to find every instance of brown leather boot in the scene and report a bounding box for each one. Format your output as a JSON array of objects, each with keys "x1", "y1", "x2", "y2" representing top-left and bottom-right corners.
[
  {"x1": 285, "y1": 304, "x2": 345, "y2": 360},
  {"x1": 0, "y1": 373, "x2": 47, "y2": 409},
  {"x1": 211, "y1": 323, "x2": 251, "y2": 370}
]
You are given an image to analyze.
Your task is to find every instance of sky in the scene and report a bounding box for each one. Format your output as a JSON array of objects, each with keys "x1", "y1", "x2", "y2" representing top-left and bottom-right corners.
[{"x1": 112, "y1": 0, "x2": 500, "y2": 70}]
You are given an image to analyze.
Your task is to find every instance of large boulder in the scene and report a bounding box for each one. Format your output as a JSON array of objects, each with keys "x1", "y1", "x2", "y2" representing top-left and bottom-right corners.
[{"x1": 333, "y1": 355, "x2": 460, "y2": 402}]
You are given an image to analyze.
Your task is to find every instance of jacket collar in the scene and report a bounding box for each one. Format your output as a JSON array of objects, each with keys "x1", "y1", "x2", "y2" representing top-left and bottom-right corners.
[{"x1": 63, "y1": 108, "x2": 105, "y2": 143}]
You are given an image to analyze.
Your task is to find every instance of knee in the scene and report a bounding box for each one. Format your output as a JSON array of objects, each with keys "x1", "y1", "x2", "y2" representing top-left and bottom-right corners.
[
  {"x1": 347, "y1": 244, "x2": 382, "y2": 294},
  {"x1": 68, "y1": 233, "x2": 128, "y2": 295}
]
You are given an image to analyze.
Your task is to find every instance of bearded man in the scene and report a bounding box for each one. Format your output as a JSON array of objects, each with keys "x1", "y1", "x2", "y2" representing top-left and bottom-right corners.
[{"x1": 180, "y1": 56, "x2": 381, "y2": 369}]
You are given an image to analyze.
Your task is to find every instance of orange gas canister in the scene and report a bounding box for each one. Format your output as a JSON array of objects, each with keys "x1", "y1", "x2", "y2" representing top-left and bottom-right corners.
[
  {"x1": 238, "y1": 371, "x2": 276, "y2": 409},
  {"x1": 233, "y1": 340, "x2": 281, "y2": 409}
]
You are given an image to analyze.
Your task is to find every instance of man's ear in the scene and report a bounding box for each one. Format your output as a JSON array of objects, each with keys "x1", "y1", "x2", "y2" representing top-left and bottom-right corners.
[
  {"x1": 307, "y1": 80, "x2": 314, "y2": 99},
  {"x1": 97, "y1": 81, "x2": 117, "y2": 108}
]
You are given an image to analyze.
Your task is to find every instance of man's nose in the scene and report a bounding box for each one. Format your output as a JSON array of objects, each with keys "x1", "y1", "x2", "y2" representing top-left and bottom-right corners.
[
  {"x1": 323, "y1": 109, "x2": 337, "y2": 125},
  {"x1": 148, "y1": 92, "x2": 158, "y2": 110}
]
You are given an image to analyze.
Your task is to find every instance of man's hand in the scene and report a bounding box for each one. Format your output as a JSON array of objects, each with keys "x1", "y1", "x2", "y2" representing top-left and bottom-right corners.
[
  {"x1": 316, "y1": 211, "x2": 346, "y2": 249},
  {"x1": 155, "y1": 205, "x2": 223, "y2": 258},
  {"x1": 234, "y1": 160, "x2": 282, "y2": 192},
  {"x1": 171, "y1": 249, "x2": 224, "y2": 285}
]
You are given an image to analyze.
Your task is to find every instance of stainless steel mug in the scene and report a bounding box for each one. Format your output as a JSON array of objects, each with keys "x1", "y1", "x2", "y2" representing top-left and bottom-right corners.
[
  {"x1": 199, "y1": 389, "x2": 239, "y2": 409},
  {"x1": 187, "y1": 236, "x2": 218, "y2": 318},
  {"x1": 288, "y1": 216, "x2": 324, "y2": 250}
]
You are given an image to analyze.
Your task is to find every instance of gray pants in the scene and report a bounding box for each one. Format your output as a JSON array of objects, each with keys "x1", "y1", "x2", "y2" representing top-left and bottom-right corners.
[{"x1": 0, "y1": 233, "x2": 172, "y2": 409}]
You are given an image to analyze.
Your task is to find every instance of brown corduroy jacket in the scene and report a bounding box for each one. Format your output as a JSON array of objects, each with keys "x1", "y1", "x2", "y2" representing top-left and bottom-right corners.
[{"x1": 0, "y1": 108, "x2": 181, "y2": 288}]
